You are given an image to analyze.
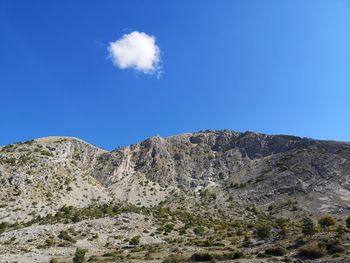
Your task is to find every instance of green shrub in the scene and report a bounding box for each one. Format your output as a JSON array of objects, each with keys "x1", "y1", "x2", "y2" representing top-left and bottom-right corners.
[
  {"x1": 301, "y1": 217, "x2": 316, "y2": 235},
  {"x1": 0, "y1": 222, "x2": 9, "y2": 234},
  {"x1": 255, "y1": 224, "x2": 271, "y2": 239},
  {"x1": 129, "y1": 235, "x2": 141, "y2": 246},
  {"x1": 318, "y1": 215, "x2": 336, "y2": 228},
  {"x1": 346, "y1": 216, "x2": 350, "y2": 229},
  {"x1": 72, "y1": 213, "x2": 81, "y2": 223},
  {"x1": 336, "y1": 225, "x2": 346, "y2": 236},
  {"x1": 164, "y1": 223, "x2": 174, "y2": 233},
  {"x1": 189, "y1": 253, "x2": 214, "y2": 262},
  {"x1": 58, "y1": 230, "x2": 74, "y2": 242},
  {"x1": 189, "y1": 252, "x2": 242, "y2": 262},
  {"x1": 162, "y1": 254, "x2": 186, "y2": 263},
  {"x1": 265, "y1": 245, "x2": 287, "y2": 256},
  {"x1": 215, "y1": 252, "x2": 244, "y2": 260},
  {"x1": 326, "y1": 239, "x2": 345, "y2": 254},
  {"x1": 298, "y1": 242, "x2": 326, "y2": 259},
  {"x1": 193, "y1": 226, "x2": 205, "y2": 236},
  {"x1": 73, "y1": 248, "x2": 88, "y2": 263}
]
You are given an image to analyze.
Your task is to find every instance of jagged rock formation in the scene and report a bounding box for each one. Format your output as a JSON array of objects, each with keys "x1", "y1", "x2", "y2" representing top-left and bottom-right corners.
[
  {"x1": 1, "y1": 130, "x2": 350, "y2": 263},
  {"x1": 92, "y1": 130, "x2": 350, "y2": 214},
  {"x1": 1, "y1": 130, "x2": 350, "y2": 222}
]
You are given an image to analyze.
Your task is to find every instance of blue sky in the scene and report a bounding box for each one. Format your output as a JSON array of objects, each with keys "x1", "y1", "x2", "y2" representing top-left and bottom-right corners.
[{"x1": 1, "y1": 1, "x2": 350, "y2": 150}]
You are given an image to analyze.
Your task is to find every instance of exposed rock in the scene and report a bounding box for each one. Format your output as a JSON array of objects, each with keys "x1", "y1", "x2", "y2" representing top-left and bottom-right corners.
[{"x1": 1, "y1": 130, "x2": 350, "y2": 262}]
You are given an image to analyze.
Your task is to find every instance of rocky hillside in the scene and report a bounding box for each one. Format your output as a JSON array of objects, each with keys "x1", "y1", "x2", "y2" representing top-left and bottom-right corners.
[
  {"x1": 92, "y1": 130, "x2": 350, "y2": 214},
  {"x1": 1, "y1": 130, "x2": 350, "y2": 263}
]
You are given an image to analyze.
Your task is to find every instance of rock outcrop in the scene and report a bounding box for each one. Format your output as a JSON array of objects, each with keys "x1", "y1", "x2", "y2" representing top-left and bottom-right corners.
[{"x1": 1, "y1": 130, "x2": 350, "y2": 221}]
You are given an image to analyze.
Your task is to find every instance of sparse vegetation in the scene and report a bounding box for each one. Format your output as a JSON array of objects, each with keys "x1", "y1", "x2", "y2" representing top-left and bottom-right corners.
[
  {"x1": 58, "y1": 230, "x2": 74, "y2": 242},
  {"x1": 318, "y1": 215, "x2": 336, "y2": 228},
  {"x1": 1, "y1": 132, "x2": 350, "y2": 262},
  {"x1": 265, "y1": 245, "x2": 287, "y2": 256},
  {"x1": 302, "y1": 217, "x2": 316, "y2": 235},
  {"x1": 162, "y1": 254, "x2": 186, "y2": 263},
  {"x1": 73, "y1": 248, "x2": 88, "y2": 263},
  {"x1": 129, "y1": 235, "x2": 141, "y2": 246},
  {"x1": 298, "y1": 241, "x2": 326, "y2": 259},
  {"x1": 255, "y1": 223, "x2": 271, "y2": 239},
  {"x1": 346, "y1": 216, "x2": 350, "y2": 229},
  {"x1": 193, "y1": 226, "x2": 205, "y2": 236},
  {"x1": 0, "y1": 222, "x2": 9, "y2": 234}
]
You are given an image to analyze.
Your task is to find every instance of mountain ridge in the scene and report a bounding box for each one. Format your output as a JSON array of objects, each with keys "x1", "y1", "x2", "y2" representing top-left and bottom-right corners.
[{"x1": 5, "y1": 129, "x2": 348, "y2": 152}]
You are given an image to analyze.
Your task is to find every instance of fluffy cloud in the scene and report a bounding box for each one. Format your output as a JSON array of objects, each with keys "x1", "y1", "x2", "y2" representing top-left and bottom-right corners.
[{"x1": 108, "y1": 31, "x2": 162, "y2": 76}]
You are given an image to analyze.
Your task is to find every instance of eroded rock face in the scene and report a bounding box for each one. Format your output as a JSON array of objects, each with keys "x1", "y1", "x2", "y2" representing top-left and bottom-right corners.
[
  {"x1": 88, "y1": 130, "x2": 350, "y2": 214},
  {"x1": 93, "y1": 130, "x2": 316, "y2": 189},
  {"x1": 1, "y1": 130, "x2": 350, "y2": 220},
  {"x1": 1, "y1": 130, "x2": 350, "y2": 263}
]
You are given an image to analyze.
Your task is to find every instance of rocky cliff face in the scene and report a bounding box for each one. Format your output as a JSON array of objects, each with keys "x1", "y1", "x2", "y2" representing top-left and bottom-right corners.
[
  {"x1": 1, "y1": 130, "x2": 350, "y2": 263},
  {"x1": 1, "y1": 130, "x2": 350, "y2": 221},
  {"x1": 90, "y1": 130, "x2": 350, "y2": 214}
]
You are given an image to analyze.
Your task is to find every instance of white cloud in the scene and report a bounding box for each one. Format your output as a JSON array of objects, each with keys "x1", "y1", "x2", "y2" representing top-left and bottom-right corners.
[{"x1": 108, "y1": 31, "x2": 162, "y2": 77}]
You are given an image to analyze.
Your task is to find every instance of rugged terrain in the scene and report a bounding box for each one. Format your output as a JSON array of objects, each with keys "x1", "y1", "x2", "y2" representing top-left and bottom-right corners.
[{"x1": 0, "y1": 130, "x2": 350, "y2": 262}]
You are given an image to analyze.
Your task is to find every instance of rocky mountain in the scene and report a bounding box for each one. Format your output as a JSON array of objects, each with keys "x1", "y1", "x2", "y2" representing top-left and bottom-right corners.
[
  {"x1": 0, "y1": 130, "x2": 350, "y2": 263},
  {"x1": 93, "y1": 130, "x2": 350, "y2": 215}
]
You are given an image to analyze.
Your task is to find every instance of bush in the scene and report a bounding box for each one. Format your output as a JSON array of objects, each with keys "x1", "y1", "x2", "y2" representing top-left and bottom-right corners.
[
  {"x1": 189, "y1": 253, "x2": 214, "y2": 262},
  {"x1": 298, "y1": 242, "x2": 326, "y2": 259},
  {"x1": 193, "y1": 226, "x2": 205, "y2": 236},
  {"x1": 346, "y1": 216, "x2": 350, "y2": 229},
  {"x1": 326, "y1": 239, "x2": 345, "y2": 254},
  {"x1": 164, "y1": 223, "x2": 174, "y2": 233},
  {"x1": 129, "y1": 235, "x2": 140, "y2": 246},
  {"x1": 72, "y1": 213, "x2": 81, "y2": 223},
  {"x1": 73, "y1": 248, "x2": 88, "y2": 263},
  {"x1": 255, "y1": 224, "x2": 271, "y2": 239},
  {"x1": 301, "y1": 217, "x2": 316, "y2": 235},
  {"x1": 162, "y1": 254, "x2": 186, "y2": 263},
  {"x1": 189, "y1": 252, "x2": 243, "y2": 262},
  {"x1": 58, "y1": 230, "x2": 74, "y2": 242},
  {"x1": 336, "y1": 225, "x2": 346, "y2": 236},
  {"x1": 265, "y1": 245, "x2": 287, "y2": 256},
  {"x1": 216, "y1": 252, "x2": 244, "y2": 260},
  {"x1": 318, "y1": 215, "x2": 336, "y2": 228},
  {"x1": 0, "y1": 222, "x2": 9, "y2": 234}
]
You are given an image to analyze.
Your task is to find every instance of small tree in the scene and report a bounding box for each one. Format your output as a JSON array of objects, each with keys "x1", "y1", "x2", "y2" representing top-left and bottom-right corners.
[
  {"x1": 193, "y1": 226, "x2": 205, "y2": 236},
  {"x1": 162, "y1": 254, "x2": 186, "y2": 263},
  {"x1": 73, "y1": 248, "x2": 87, "y2": 263},
  {"x1": 0, "y1": 222, "x2": 9, "y2": 234},
  {"x1": 302, "y1": 217, "x2": 316, "y2": 235},
  {"x1": 346, "y1": 216, "x2": 350, "y2": 229},
  {"x1": 164, "y1": 223, "x2": 174, "y2": 233},
  {"x1": 129, "y1": 235, "x2": 140, "y2": 246},
  {"x1": 298, "y1": 241, "x2": 326, "y2": 259},
  {"x1": 318, "y1": 215, "x2": 336, "y2": 228},
  {"x1": 265, "y1": 245, "x2": 287, "y2": 256},
  {"x1": 255, "y1": 224, "x2": 271, "y2": 239},
  {"x1": 58, "y1": 230, "x2": 74, "y2": 242},
  {"x1": 72, "y1": 213, "x2": 81, "y2": 223}
]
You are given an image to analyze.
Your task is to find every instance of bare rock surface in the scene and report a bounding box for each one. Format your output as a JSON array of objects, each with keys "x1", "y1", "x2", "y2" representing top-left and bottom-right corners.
[{"x1": 1, "y1": 130, "x2": 350, "y2": 262}]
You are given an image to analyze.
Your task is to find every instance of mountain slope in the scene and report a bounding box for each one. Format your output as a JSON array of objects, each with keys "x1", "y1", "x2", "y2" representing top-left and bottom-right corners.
[
  {"x1": 1, "y1": 130, "x2": 350, "y2": 220},
  {"x1": 91, "y1": 130, "x2": 350, "y2": 214},
  {"x1": 1, "y1": 130, "x2": 350, "y2": 263},
  {"x1": 0, "y1": 136, "x2": 110, "y2": 222}
]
